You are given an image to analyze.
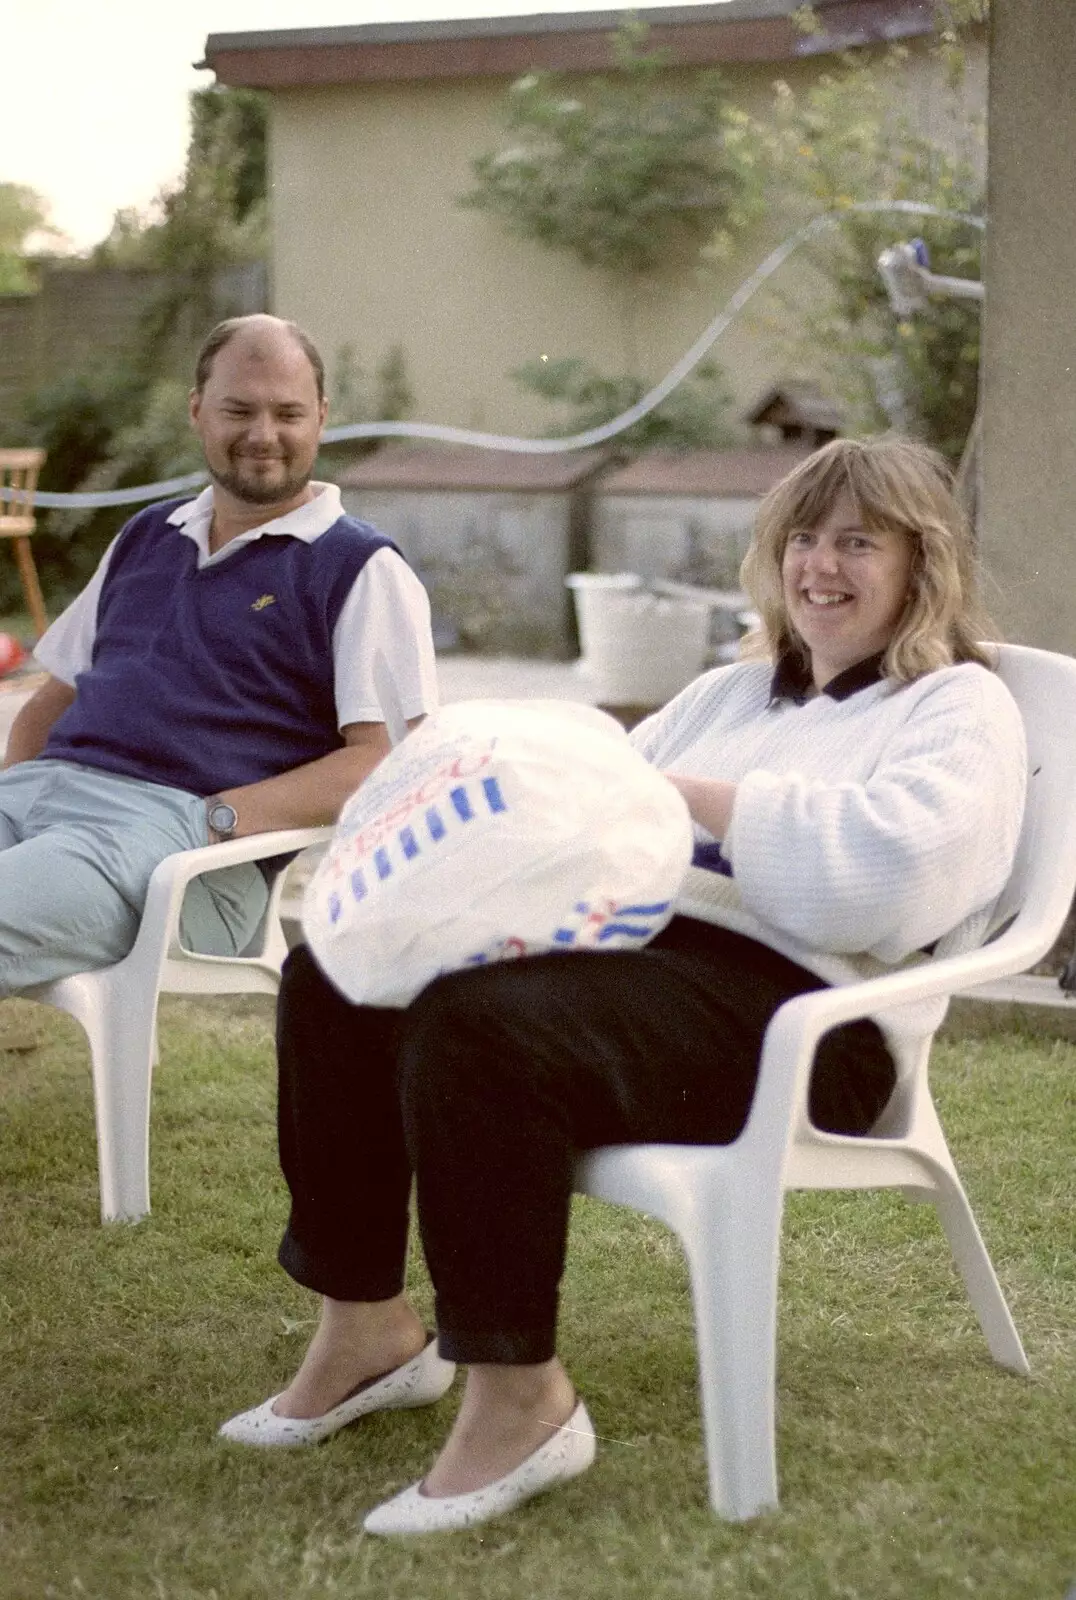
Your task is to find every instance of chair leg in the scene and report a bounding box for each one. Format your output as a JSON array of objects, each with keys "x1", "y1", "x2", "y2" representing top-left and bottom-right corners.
[
  {"x1": 82, "y1": 982, "x2": 159, "y2": 1223},
  {"x1": 931, "y1": 1174, "x2": 1030, "y2": 1374},
  {"x1": 681, "y1": 1183, "x2": 783, "y2": 1520},
  {"x1": 13, "y1": 536, "x2": 48, "y2": 639}
]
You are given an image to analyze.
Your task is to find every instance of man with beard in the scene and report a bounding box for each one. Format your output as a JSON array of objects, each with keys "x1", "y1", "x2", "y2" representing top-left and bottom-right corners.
[{"x1": 0, "y1": 314, "x2": 437, "y2": 989}]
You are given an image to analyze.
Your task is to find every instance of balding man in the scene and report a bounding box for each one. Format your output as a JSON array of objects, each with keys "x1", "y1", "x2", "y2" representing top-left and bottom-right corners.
[{"x1": 0, "y1": 314, "x2": 438, "y2": 988}]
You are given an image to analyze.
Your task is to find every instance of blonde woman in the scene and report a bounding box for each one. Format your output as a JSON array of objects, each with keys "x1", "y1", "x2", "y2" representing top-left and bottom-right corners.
[{"x1": 222, "y1": 437, "x2": 1026, "y2": 1536}]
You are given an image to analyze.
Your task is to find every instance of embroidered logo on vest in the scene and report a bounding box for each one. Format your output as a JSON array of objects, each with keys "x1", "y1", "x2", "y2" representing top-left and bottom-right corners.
[{"x1": 251, "y1": 594, "x2": 277, "y2": 611}]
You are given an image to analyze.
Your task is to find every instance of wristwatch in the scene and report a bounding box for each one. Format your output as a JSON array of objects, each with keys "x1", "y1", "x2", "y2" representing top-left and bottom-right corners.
[{"x1": 206, "y1": 798, "x2": 239, "y2": 842}]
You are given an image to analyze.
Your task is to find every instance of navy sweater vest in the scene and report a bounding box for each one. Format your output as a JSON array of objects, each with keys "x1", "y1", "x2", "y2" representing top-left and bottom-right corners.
[{"x1": 44, "y1": 499, "x2": 399, "y2": 796}]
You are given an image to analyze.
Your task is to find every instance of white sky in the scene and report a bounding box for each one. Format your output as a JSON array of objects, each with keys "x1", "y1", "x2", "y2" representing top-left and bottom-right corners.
[{"x1": 5, "y1": 0, "x2": 734, "y2": 252}]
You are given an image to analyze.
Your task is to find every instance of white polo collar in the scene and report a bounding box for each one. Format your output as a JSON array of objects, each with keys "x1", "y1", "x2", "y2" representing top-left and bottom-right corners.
[{"x1": 166, "y1": 482, "x2": 344, "y2": 566}]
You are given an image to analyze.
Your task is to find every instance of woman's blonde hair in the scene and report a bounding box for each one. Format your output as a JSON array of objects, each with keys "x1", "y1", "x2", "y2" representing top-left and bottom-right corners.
[{"x1": 739, "y1": 434, "x2": 995, "y2": 681}]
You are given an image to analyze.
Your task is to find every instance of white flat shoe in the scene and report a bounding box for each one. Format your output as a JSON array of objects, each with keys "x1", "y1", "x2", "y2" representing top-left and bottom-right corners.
[
  {"x1": 219, "y1": 1337, "x2": 456, "y2": 1447},
  {"x1": 362, "y1": 1399, "x2": 596, "y2": 1535}
]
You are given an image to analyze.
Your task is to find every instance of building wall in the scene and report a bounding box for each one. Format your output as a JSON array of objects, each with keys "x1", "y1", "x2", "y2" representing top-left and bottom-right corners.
[
  {"x1": 979, "y1": 0, "x2": 1076, "y2": 654},
  {"x1": 269, "y1": 41, "x2": 983, "y2": 440}
]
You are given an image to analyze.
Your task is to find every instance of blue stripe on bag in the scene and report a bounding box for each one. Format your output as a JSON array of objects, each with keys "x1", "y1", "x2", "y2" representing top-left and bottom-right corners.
[
  {"x1": 427, "y1": 807, "x2": 446, "y2": 841},
  {"x1": 351, "y1": 869, "x2": 367, "y2": 901},
  {"x1": 596, "y1": 922, "x2": 658, "y2": 941},
  {"x1": 450, "y1": 785, "x2": 474, "y2": 821},
  {"x1": 482, "y1": 776, "x2": 507, "y2": 813},
  {"x1": 374, "y1": 848, "x2": 392, "y2": 880},
  {"x1": 399, "y1": 827, "x2": 420, "y2": 859}
]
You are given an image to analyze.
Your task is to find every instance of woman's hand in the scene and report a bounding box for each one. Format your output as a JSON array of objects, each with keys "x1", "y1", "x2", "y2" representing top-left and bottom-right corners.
[{"x1": 663, "y1": 773, "x2": 738, "y2": 842}]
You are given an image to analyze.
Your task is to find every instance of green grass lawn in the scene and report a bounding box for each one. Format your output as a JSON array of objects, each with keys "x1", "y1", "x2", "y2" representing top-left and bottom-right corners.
[{"x1": 1, "y1": 996, "x2": 1073, "y2": 1600}]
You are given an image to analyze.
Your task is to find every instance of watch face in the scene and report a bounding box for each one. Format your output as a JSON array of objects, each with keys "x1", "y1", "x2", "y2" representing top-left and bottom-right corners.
[{"x1": 209, "y1": 803, "x2": 238, "y2": 834}]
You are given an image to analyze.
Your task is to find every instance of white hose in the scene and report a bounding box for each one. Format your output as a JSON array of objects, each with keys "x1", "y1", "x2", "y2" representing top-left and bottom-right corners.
[{"x1": 14, "y1": 201, "x2": 984, "y2": 510}]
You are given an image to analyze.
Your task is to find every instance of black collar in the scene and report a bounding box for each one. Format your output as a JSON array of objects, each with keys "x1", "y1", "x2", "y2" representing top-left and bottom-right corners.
[{"x1": 770, "y1": 650, "x2": 887, "y2": 705}]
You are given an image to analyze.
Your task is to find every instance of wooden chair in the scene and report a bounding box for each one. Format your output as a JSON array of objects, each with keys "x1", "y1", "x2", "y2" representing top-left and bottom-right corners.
[{"x1": 0, "y1": 447, "x2": 49, "y2": 639}]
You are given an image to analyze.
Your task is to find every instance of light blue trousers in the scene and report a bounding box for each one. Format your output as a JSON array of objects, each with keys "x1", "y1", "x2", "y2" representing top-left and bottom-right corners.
[{"x1": 0, "y1": 760, "x2": 269, "y2": 994}]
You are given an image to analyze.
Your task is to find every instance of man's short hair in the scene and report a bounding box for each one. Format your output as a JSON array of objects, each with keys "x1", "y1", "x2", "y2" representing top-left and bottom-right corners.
[{"x1": 194, "y1": 316, "x2": 326, "y2": 402}]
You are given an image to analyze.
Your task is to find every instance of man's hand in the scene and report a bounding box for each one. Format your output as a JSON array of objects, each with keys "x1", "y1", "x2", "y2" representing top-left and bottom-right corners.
[
  {"x1": 206, "y1": 717, "x2": 423, "y2": 839},
  {"x1": 4, "y1": 675, "x2": 77, "y2": 767}
]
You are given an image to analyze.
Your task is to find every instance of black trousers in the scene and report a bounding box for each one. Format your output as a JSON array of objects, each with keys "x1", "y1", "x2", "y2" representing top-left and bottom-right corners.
[{"x1": 276, "y1": 917, "x2": 896, "y2": 1365}]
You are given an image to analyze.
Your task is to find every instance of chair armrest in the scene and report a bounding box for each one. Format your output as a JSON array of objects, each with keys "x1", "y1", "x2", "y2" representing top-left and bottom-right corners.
[
  {"x1": 129, "y1": 827, "x2": 334, "y2": 973},
  {"x1": 737, "y1": 917, "x2": 1047, "y2": 1158},
  {"x1": 145, "y1": 827, "x2": 332, "y2": 897},
  {"x1": 766, "y1": 918, "x2": 1049, "y2": 1043}
]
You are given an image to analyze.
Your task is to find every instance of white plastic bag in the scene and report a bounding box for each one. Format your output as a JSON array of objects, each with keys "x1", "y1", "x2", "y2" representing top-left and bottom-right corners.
[{"x1": 302, "y1": 699, "x2": 693, "y2": 1007}]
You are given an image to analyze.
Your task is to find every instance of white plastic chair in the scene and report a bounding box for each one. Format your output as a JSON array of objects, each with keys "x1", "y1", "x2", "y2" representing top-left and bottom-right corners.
[
  {"x1": 576, "y1": 642, "x2": 1076, "y2": 1521},
  {"x1": 23, "y1": 828, "x2": 331, "y2": 1224}
]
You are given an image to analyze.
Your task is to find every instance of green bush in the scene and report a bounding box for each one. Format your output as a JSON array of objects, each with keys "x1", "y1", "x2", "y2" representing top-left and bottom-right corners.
[
  {"x1": 463, "y1": 21, "x2": 759, "y2": 276},
  {"x1": 752, "y1": 42, "x2": 985, "y2": 460},
  {"x1": 2, "y1": 85, "x2": 272, "y2": 616},
  {"x1": 13, "y1": 368, "x2": 148, "y2": 613},
  {"x1": 512, "y1": 355, "x2": 737, "y2": 455},
  {"x1": 462, "y1": 18, "x2": 762, "y2": 432}
]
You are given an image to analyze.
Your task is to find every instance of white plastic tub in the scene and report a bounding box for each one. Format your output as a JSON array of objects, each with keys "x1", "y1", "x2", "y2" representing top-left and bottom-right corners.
[{"x1": 566, "y1": 572, "x2": 713, "y2": 706}]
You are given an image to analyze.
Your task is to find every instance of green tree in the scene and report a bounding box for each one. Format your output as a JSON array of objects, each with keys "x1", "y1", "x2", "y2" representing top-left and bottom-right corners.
[
  {"x1": 186, "y1": 83, "x2": 267, "y2": 228},
  {"x1": 314, "y1": 341, "x2": 416, "y2": 476},
  {"x1": 15, "y1": 87, "x2": 271, "y2": 609},
  {"x1": 93, "y1": 86, "x2": 269, "y2": 373},
  {"x1": 13, "y1": 367, "x2": 142, "y2": 608},
  {"x1": 462, "y1": 19, "x2": 756, "y2": 448},
  {"x1": 937, "y1": 0, "x2": 988, "y2": 24},
  {"x1": 49, "y1": 381, "x2": 204, "y2": 543},
  {"x1": 754, "y1": 46, "x2": 985, "y2": 460},
  {"x1": 327, "y1": 343, "x2": 415, "y2": 432},
  {"x1": 463, "y1": 20, "x2": 758, "y2": 276},
  {"x1": 511, "y1": 356, "x2": 736, "y2": 455},
  {"x1": 94, "y1": 86, "x2": 267, "y2": 270},
  {"x1": 0, "y1": 183, "x2": 59, "y2": 294}
]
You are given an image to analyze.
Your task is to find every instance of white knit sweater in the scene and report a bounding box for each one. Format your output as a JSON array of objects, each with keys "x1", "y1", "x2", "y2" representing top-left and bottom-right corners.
[{"x1": 630, "y1": 660, "x2": 1027, "y2": 1019}]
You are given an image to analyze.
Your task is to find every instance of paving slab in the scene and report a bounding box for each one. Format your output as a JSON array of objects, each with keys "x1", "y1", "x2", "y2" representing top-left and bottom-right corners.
[
  {"x1": 0, "y1": 655, "x2": 599, "y2": 756},
  {"x1": 437, "y1": 653, "x2": 600, "y2": 706}
]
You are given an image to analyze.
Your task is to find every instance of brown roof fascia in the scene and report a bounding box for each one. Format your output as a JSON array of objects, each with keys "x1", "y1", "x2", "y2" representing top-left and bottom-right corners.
[
  {"x1": 599, "y1": 446, "x2": 815, "y2": 496},
  {"x1": 337, "y1": 444, "x2": 611, "y2": 492},
  {"x1": 204, "y1": 1, "x2": 937, "y2": 90}
]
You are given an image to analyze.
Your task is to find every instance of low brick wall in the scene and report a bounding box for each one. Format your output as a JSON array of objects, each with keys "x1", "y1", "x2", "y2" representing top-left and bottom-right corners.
[{"x1": 339, "y1": 445, "x2": 608, "y2": 656}]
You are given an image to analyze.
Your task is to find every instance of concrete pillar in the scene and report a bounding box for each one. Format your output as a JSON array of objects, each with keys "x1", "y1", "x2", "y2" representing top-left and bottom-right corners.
[{"x1": 979, "y1": 0, "x2": 1076, "y2": 654}]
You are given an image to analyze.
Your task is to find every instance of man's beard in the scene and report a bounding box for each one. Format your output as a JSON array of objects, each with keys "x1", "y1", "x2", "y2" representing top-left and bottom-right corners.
[{"x1": 209, "y1": 453, "x2": 314, "y2": 506}]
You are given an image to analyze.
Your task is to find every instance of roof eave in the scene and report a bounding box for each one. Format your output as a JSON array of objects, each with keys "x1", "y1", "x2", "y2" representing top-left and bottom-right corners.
[{"x1": 202, "y1": 1, "x2": 940, "y2": 90}]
